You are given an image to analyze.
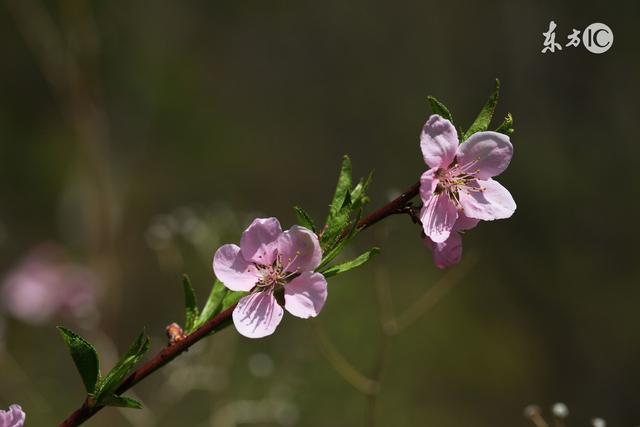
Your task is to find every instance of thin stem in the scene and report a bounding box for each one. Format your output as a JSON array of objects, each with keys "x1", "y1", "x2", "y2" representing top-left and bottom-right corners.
[
  {"x1": 357, "y1": 182, "x2": 420, "y2": 232},
  {"x1": 58, "y1": 180, "x2": 421, "y2": 426}
]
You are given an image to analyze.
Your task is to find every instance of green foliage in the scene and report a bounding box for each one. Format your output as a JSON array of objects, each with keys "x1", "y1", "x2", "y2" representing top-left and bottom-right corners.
[
  {"x1": 315, "y1": 157, "x2": 375, "y2": 276},
  {"x1": 195, "y1": 279, "x2": 226, "y2": 330},
  {"x1": 193, "y1": 279, "x2": 247, "y2": 332},
  {"x1": 321, "y1": 247, "x2": 380, "y2": 278},
  {"x1": 320, "y1": 156, "x2": 371, "y2": 254},
  {"x1": 58, "y1": 327, "x2": 150, "y2": 410},
  {"x1": 427, "y1": 96, "x2": 454, "y2": 123},
  {"x1": 101, "y1": 395, "x2": 143, "y2": 409},
  {"x1": 182, "y1": 275, "x2": 199, "y2": 332},
  {"x1": 57, "y1": 327, "x2": 100, "y2": 394},
  {"x1": 221, "y1": 289, "x2": 246, "y2": 309},
  {"x1": 463, "y1": 79, "x2": 500, "y2": 140},
  {"x1": 321, "y1": 155, "x2": 354, "y2": 248},
  {"x1": 94, "y1": 331, "x2": 150, "y2": 403},
  {"x1": 317, "y1": 208, "x2": 362, "y2": 271},
  {"x1": 349, "y1": 172, "x2": 372, "y2": 212},
  {"x1": 293, "y1": 206, "x2": 317, "y2": 232},
  {"x1": 495, "y1": 112, "x2": 515, "y2": 136}
]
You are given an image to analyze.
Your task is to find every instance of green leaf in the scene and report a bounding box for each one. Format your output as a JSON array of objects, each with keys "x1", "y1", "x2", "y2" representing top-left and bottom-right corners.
[
  {"x1": 221, "y1": 290, "x2": 246, "y2": 311},
  {"x1": 321, "y1": 247, "x2": 380, "y2": 278},
  {"x1": 102, "y1": 395, "x2": 143, "y2": 409},
  {"x1": 317, "y1": 208, "x2": 362, "y2": 271},
  {"x1": 327, "y1": 155, "x2": 352, "y2": 220},
  {"x1": 195, "y1": 279, "x2": 227, "y2": 330},
  {"x1": 427, "y1": 96, "x2": 454, "y2": 123},
  {"x1": 349, "y1": 172, "x2": 373, "y2": 212},
  {"x1": 57, "y1": 326, "x2": 100, "y2": 393},
  {"x1": 495, "y1": 112, "x2": 514, "y2": 136},
  {"x1": 204, "y1": 290, "x2": 246, "y2": 335},
  {"x1": 95, "y1": 330, "x2": 150, "y2": 402},
  {"x1": 321, "y1": 156, "x2": 353, "y2": 248},
  {"x1": 293, "y1": 206, "x2": 317, "y2": 233},
  {"x1": 464, "y1": 79, "x2": 500, "y2": 140},
  {"x1": 182, "y1": 275, "x2": 199, "y2": 332}
]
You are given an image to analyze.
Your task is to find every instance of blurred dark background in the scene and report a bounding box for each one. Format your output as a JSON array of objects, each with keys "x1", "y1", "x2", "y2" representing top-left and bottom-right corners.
[{"x1": 1, "y1": 0, "x2": 639, "y2": 426}]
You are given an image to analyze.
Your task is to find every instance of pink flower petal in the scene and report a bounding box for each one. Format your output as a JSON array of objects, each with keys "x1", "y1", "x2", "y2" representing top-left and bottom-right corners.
[
  {"x1": 419, "y1": 169, "x2": 438, "y2": 202},
  {"x1": 424, "y1": 232, "x2": 463, "y2": 269},
  {"x1": 276, "y1": 226, "x2": 322, "y2": 273},
  {"x1": 454, "y1": 212, "x2": 480, "y2": 231},
  {"x1": 233, "y1": 291, "x2": 284, "y2": 338},
  {"x1": 240, "y1": 217, "x2": 283, "y2": 265},
  {"x1": 420, "y1": 115, "x2": 459, "y2": 169},
  {"x1": 213, "y1": 244, "x2": 258, "y2": 292},
  {"x1": 420, "y1": 193, "x2": 458, "y2": 243},
  {"x1": 284, "y1": 272, "x2": 327, "y2": 319},
  {"x1": 0, "y1": 404, "x2": 25, "y2": 427},
  {"x1": 459, "y1": 178, "x2": 516, "y2": 221},
  {"x1": 457, "y1": 131, "x2": 513, "y2": 180}
]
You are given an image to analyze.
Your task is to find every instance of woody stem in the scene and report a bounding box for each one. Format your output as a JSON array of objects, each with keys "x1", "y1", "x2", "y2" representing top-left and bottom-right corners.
[{"x1": 58, "y1": 180, "x2": 421, "y2": 427}]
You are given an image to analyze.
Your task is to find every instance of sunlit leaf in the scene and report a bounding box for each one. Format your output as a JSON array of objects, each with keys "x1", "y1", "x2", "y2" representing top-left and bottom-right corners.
[
  {"x1": 57, "y1": 327, "x2": 100, "y2": 393},
  {"x1": 182, "y1": 275, "x2": 199, "y2": 332},
  {"x1": 321, "y1": 247, "x2": 380, "y2": 278},
  {"x1": 464, "y1": 79, "x2": 500, "y2": 140}
]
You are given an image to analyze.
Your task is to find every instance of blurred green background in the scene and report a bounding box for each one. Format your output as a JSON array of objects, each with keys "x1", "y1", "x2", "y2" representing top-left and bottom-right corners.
[{"x1": 1, "y1": 0, "x2": 639, "y2": 426}]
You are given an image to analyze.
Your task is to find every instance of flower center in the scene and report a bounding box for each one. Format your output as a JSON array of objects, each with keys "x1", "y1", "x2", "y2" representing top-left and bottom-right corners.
[
  {"x1": 434, "y1": 158, "x2": 483, "y2": 207},
  {"x1": 254, "y1": 251, "x2": 301, "y2": 290}
]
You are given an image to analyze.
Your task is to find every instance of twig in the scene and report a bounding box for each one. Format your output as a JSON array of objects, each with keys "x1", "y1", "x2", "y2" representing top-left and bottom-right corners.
[{"x1": 58, "y1": 181, "x2": 421, "y2": 426}]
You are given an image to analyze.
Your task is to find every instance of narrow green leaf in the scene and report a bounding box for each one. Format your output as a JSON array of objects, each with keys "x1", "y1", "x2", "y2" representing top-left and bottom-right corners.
[
  {"x1": 349, "y1": 172, "x2": 373, "y2": 211},
  {"x1": 195, "y1": 279, "x2": 227, "y2": 329},
  {"x1": 321, "y1": 247, "x2": 380, "y2": 278},
  {"x1": 321, "y1": 193, "x2": 352, "y2": 250},
  {"x1": 464, "y1": 79, "x2": 500, "y2": 140},
  {"x1": 293, "y1": 206, "x2": 317, "y2": 232},
  {"x1": 102, "y1": 395, "x2": 143, "y2": 409},
  {"x1": 182, "y1": 275, "x2": 199, "y2": 332},
  {"x1": 202, "y1": 290, "x2": 246, "y2": 336},
  {"x1": 317, "y1": 208, "x2": 362, "y2": 271},
  {"x1": 95, "y1": 331, "x2": 150, "y2": 402},
  {"x1": 57, "y1": 326, "x2": 100, "y2": 393},
  {"x1": 495, "y1": 112, "x2": 514, "y2": 136},
  {"x1": 321, "y1": 156, "x2": 353, "y2": 247},
  {"x1": 221, "y1": 290, "x2": 246, "y2": 311},
  {"x1": 427, "y1": 96, "x2": 454, "y2": 123},
  {"x1": 327, "y1": 155, "x2": 352, "y2": 220}
]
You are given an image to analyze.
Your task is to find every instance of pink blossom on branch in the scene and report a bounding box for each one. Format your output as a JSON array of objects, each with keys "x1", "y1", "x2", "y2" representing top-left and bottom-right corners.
[
  {"x1": 213, "y1": 218, "x2": 327, "y2": 338},
  {"x1": 0, "y1": 404, "x2": 25, "y2": 427},
  {"x1": 424, "y1": 213, "x2": 479, "y2": 269},
  {"x1": 419, "y1": 113, "x2": 515, "y2": 241}
]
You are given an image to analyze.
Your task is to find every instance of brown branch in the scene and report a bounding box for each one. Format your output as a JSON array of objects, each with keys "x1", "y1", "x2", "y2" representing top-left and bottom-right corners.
[
  {"x1": 356, "y1": 182, "x2": 420, "y2": 231},
  {"x1": 58, "y1": 180, "x2": 421, "y2": 426}
]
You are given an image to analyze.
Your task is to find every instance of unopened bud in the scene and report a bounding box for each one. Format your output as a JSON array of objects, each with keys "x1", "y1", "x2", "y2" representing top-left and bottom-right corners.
[{"x1": 166, "y1": 322, "x2": 186, "y2": 345}]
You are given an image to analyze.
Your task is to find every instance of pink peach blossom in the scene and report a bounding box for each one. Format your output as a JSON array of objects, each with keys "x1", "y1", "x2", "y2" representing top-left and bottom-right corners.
[
  {"x1": 0, "y1": 404, "x2": 25, "y2": 427},
  {"x1": 419, "y1": 114, "x2": 516, "y2": 243},
  {"x1": 424, "y1": 213, "x2": 479, "y2": 269},
  {"x1": 213, "y1": 218, "x2": 327, "y2": 338}
]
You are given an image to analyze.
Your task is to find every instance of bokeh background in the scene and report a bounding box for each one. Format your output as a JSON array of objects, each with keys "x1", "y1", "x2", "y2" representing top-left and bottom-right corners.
[{"x1": 1, "y1": 0, "x2": 639, "y2": 426}]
